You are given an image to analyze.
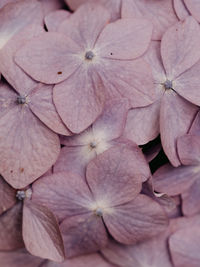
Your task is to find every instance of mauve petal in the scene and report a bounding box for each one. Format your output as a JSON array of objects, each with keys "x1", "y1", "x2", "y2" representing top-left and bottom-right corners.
[
  {"x1": 189, "y1": 110, "x2": 200, "y2": 135},
  {"x1": 161, "y1": 16, "x2": 200, "y2": 79},
  {"x1": 0, "y1": 0, "x2": 17, "y2": 9},
  {"x1": 104, "y1": 195, "x2": 168, "y2": 245},
  {"x1": 160, "y1": 92, "x2": 197, "y2": 167},
  {"x1": 177, "y1": 134, "x2": 200, "y2": 165},
  {"x1": 58, "y1": 3, "x2": 110, "y2": 49},
  {"x1": 123, "y1": 100, "x2": 160, "y2": 145},
  {"x1": 23, "y1": 201, "x2": 65, "y2": 262},
  {"x1": 0, "y1": 83, "x2": 60, "y2": 189},
  {"x1": 53, "y1": 66, "x2": 105, "y2": 133},
  {"x1": 86, "y1": 144, "x2": 150, "y2": 207},
  {"x1": 153, "y1": 164, "x2": 197, "y2": 196},
  {"x1": 122, "y1": 0, "x2": 178, "y2": 40},
  {"x1": 173, "y1": 0, "x2": 190, "y2": 20},
  {"x1": 41, "y1": 0, "x2": 64, "y2": 16},
  {"x1": 45, "y1": 10, "x2": 71, "y2": 32},
  {"x1": 0, "y1": 249, "x2": 43, "y2": 267},
  {"x1": 98, "y1": 58, "x2": 156, "y2": 108},
  {"x1": 0, "y1": 0, "x2": 43, "y2": 50},
  {"x1": 53, "y1": 146, "x2": 95, "y2": 177},
  {"x1": 0, "y1": 24, "x2": 44, "y2": 95},
  {"x1": 182, "y1": 178, "x2": 200, "y2": 216},
  {"x1": 29, "y1": 83, "x2": 71, "y2": 136},
  {"x1": 60, "y1": 213, "x2": 108, "y2": 258},
  {"x1": 43, "y1": 253, "x2": 114, "y2": 267},
  {"x1": 169, "y1": 227, "x2": 200, "y2": 267},
  {"x1": 145, "y1": 142, "x2": 161, "y2": 163},
  {"x1": 32, "y1": 172, "x2": 93, "y2": 221},
  {"x1": 175, "y1": 60, "x2": 200, "y2": 106},
  {"x1": 0, "y1": 202, "x2": 24, "y2": 251},
  {"x1": 93, "y1": 98, "x2": 129, "y2": 142},
  {"x1": 184, "y1": 0, "x2": 200, "y2": 22},
  {"x1": 0, "y1": 175, "x2": 16, "y2": 215},
  {"x1": 96, "y1": 18, "x2": 152, "y2": 60},
  {"x1": 15, "y1": 32, "x2": 82, "y2": 84}
]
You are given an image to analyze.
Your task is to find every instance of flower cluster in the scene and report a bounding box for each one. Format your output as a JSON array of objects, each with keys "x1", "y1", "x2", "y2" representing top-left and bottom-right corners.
[{"x1": 0, "y1": 0, "x2": 200, "y2": 266}]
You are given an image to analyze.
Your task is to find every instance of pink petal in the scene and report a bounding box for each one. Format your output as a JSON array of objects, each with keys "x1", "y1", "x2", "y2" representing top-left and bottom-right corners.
[
  {"x1": 98, "y1": 58, "x2": 156, "y2": 108},
  {"x1": 160, "y1": 92, "x2": 197, "y2": 167},
  {"x1": 40, "y1": 0, "x2": 64, "y2": 16},
  {"x1": 175, "y1": 60, "x2": 200, "y2": 106},
  {"x1": 86, "y1": 143, "x2": 150, "y2": 207},
  {"x1": 23, "y1": 201, "x2": 65, "y2": 262},
  {"x1": 44, "y1": 253, "x2": 114, "y2": 267},
  {"x1": 0, "y1": 0, "x2": 43, "y2": 50},
  {"x1": 0, "y1": 175, "x2": 16, "y2": 215},
  {"x1": 0, "y1": 0, "x2": 17, "y2": 9},
  {"x1": 96, "y1": 18, "x2": 153, "y2": 60},
  {"x1": 0, "y1": 24, "x2": 44, "y2": 95},
  {"x1": 182, "y1": 178, "x2": 200, "y2": 216},
  {"x1": 0, "y1": 249, "x2": 43, "y2": 267},
  {"x1": 103, "y1": 194, "x2": 168, "y2": 245},
  {"x1": 122, "y1": 0, "x2": 178, "y2": 40},
  {"x1": 0, "y1": 83, "x2": 60, "y2": 189},
  {"x1": 169, "y1": 226, "x2": 200, "y2": 267},
  {"x1": 173, "y1": 0, "x2": 190, "y2": 20},
  {"x1": 0, "y1": 203, "x2": 24, "y2": 251},
  {"x1": 45, "y1": 10, "x2": 71, "y2": 32},
  {"x1": 153, "y1": 164, "x2": 197, "y2": 196},
  {"x1": 161, "y1": 16, "x2": 200, "y2": 79},
  {"x1": 177, "y1": 134, "x2": 200, "y2": 165},
  {"x1": 189, "y1": 110, "x2": 200, "y2": 135},
  {"x1": 32, "y1": 172, "x2": 94, "y2": 221},
  {"x1": 53, "y1": 66, "x2": 105, "y2": 133},
  {"x1": 93, "y1": 98, "x2": 129, "y2": 142},
  {"x1": 60, "y1": 213, "x2": 108, "y2": 258},
  {"x1": 123, "y1": 100, "x2": 160, "y2": 145},
  {"x1": 184, "y1": 0, "x2": 200, "y2": 22},
  {"x1": 29, "y1": 83, "x2": 71, "y2": 136},
  {"x1": 58, "y1": 3, "x2": 110, "y2": 49},
  {"x1": 15, "y1": 32, "x2": 82, "y2": 84}
]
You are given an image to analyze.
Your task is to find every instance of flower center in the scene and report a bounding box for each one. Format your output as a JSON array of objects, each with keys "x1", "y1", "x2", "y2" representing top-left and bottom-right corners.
[
  {"x1": 164, "y1": 80, "x2": 173, "y2": 90},
  {"x1": 94, "y1": 207, "x2": 103, "y2": 217},
  {"x1": 89, "y1": 141, "x2": 97, "y2": 149},
  {"x1": 16, "y1": 190, "x2": 26, "y2": 201},
  {"x1": 16, "y1": 95, "x2": 26, "y2": 104},
  {"x1": 85, "y1": 50, "x2": 95, "y2": 60}
]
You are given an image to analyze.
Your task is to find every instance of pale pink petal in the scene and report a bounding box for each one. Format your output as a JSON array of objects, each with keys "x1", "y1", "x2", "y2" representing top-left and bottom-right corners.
[
  {"x1": 0, "y1": 175, "x2": 16, "y2": 215},
  {"x1": 23, "y1": 201, "x2": 65, "y2": 262},
  {"x1": 93, "y1": 98, "x2": 129, "y2": 142},
  {"x1": 32, "y1": 172, "x2": 94, "y2": 221},
  {"x1": 184, "y1": 0, "x2": 200, "y2": 22},
  {"x1": 122, "y1": 0, "x2": 178, "y2": 40},
  {"x1": 0, "y1": 83, "x2": 60, "y2": 189},
  {"x1": 177, "y1": 134, "x2": 200, "y2": 165},
  {"x1": 175, "y1": 60, "x2": 200, "y2": 106},
  {"x1": 98, "y1": 58, "x2": 156, "y2": 108},
  {"x1": 0, "y1": 24, "x2": 44, "y2": 95},
  {"x1": 44, "y1": 253, "x2": 115, "y2": 267},
  {"x1": 58, "y1": 3, "x2": 110, "y2": 49},
  {"x1": 160, "y1": 92, "x2": 197, "y2": 167},
  {"x1": 169, "y1": 226, "x2": 200, "y2": 267},
  {"x1": 60, "y1": 213, "x2": 108, "y2": 258},
  {"x1": 45, "y1": 10, "x2": 71, "y2": 32},
  {"x1": 153, "y1": 164, "x2": 197, "y2": 196},
  {"x1": 0, "y1": 0, "x2": 43, "y2": 50},
  {"x1": 96, "y1": 18, "x2": 153, "y2": 59},
  {"x1": 104, "y1": 195, "x2": 168, "y2": 245},
  {"x1": 182, "y1": 178, "x2": 200, "y2": 216},
  {"x1": 0, "y1": 0, "x2": 17, "y2": 9},
  {"x1": 15, "y1": 32, "x2": 82, "y2": 84},
  {"x1": 29, "y1": 83, "x2": 71, "y2": 136},
  {"x1": 0, "y1": 249, "x2": 43, "y2": 267},
  {"x1": 123, "y1": 100, "x2": 160, "y2": 145},
  {"x1": 86, "y1": 144, "x2": 150, "y2": 207},
  {"x1": 53, "y1": 66, "x2": 105, "y2": 133},
  {"x1": 161, "y1": 16, "x2": 200, "y2": 79},
  {"x1": 173, "y1": 0, "x2": 190, "y2": 20},
  {"x1": 0, "y1": 203, "x2": 24, "y2": 251},
  {"x1": 40, "y1": 0, "x2": 64, "y2": 16}
]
